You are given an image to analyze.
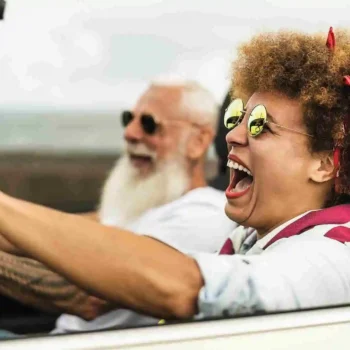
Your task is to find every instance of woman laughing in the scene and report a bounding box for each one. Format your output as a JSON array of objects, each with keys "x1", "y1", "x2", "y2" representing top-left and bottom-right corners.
[{"x1": 0, "y1": 27, "x2": 349, "y2": 321}]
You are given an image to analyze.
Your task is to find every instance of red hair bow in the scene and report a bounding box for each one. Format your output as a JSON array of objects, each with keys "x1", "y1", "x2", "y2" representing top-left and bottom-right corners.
[
  {"x1": 344, "y1": 75, "x2": 350, "y2": 86},
  {"x1": 326, "y1": 28, "x2": 349, "y2": 193}
]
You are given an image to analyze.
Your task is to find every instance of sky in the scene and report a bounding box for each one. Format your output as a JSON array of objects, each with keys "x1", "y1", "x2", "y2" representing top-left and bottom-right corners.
[{"x1": 1, "y1": 0, "x2": 350, "y2": 111}]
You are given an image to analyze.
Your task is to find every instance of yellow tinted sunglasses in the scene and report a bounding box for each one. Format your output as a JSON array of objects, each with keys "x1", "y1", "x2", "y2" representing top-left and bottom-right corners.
[{"x1": 224, "y1": 98, "x2": 313, "y2": 138}]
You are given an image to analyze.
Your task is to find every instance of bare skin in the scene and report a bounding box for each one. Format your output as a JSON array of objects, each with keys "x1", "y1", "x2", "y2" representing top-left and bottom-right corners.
[
  {"x1": 0, "y1": 250, "x2": 112, "y2": 320},
  {"x1": 0, "y1": 84, "x2": 214, "y2": 320},
  {"x1": 0, "y1": 212, "x2": 113, "y2": 320},
  {"x1": 0, "y1": 209, "x2": 118, "y2": 321},
  {"x1": 80, "y1": 212, "x2": 98, "y2": 221},
  {"x1": 0, "y1": 194, "x2": 203, "y2": 319}
]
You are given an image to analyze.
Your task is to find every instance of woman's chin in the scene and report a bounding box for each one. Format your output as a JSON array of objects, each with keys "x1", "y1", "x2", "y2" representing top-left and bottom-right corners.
[{"x1": 224, "y1": 202, "x2": 251, "y2": 225}]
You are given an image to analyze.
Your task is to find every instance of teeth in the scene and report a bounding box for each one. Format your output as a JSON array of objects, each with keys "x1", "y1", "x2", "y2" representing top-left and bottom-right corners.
[{"x1": 227, "y1": 159, "x2": 252, "y2": 176}]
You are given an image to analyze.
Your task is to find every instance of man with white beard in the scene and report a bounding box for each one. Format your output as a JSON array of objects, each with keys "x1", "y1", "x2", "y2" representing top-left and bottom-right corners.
[
  {"x1": 90, "y1": 81, "x2": 234, "y2": 248},
  {"x1": 0, "y1": 80, "x2": 236, "y2": 335},
  {"x1": 99, "y1": 143, "x2": 190, "y2": 229}
]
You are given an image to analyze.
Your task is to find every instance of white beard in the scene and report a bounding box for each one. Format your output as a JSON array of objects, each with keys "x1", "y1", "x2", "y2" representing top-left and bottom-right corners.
[{"x1": 98, "y1": 154, "x2": 190, "y2": 227}]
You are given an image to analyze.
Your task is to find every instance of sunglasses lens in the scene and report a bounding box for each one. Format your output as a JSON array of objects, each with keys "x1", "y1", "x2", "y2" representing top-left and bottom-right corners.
[
  {"x1": 141, "y1": 114, "x2": 158, "y2": 134},
  {"x1": 248, "y1": 105, "x2": 267, "y2": 137},
  {"x1": 224, "y1": 98, "x2": 244, "y2": 129},
  {"x1": 121, "y1": 111, "x2": 133, "y2": 127}
]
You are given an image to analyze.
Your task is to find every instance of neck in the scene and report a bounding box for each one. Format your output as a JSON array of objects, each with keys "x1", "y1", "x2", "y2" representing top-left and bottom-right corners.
[
  {"x1": 187, "y1": 162, "x2": 207, "y2": 191},
  {"x1": 255, "y1": 187, "x2": 332, "y2": 240},
  {"x1": 256, "y1": 203, "x2": 324, "y2": 240}
]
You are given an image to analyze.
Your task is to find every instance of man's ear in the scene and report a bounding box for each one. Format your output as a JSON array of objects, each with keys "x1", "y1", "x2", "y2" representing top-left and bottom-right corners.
[
  {"x1": 186, "y1": 127, "x2": 214, "y2": 160},
  {"x1": 309, "y1": 151, "x2": 336, "y2": 184}
]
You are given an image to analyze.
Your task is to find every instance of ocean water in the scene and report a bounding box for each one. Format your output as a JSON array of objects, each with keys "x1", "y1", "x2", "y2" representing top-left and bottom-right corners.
[
  {"x1": 0, "y1": 109, "x2": 124, "y2": 154},
  {"x1": 0, "y1": 108, "x2": 216, "y2": 160}
]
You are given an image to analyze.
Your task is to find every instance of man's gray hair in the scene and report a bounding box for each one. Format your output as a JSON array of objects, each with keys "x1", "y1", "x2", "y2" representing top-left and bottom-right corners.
[{"x1": 150, "y1": 78, "x2": 219, "y2": 131}]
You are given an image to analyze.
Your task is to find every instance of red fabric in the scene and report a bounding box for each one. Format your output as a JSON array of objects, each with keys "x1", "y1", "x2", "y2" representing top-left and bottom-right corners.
[
  {"x1": 325, "y1": 226, "x2": 350, "y2": 243},
  {"x1": 334, "y1": 145, "x2": 343, "y2": 192},
  {"x1": 334, "y1": 147, "x2": 341, "y2": 175},
  {"x1": 263, "y1": 204, "x2": 350, "y2": 249},
  {"x1": 326, "y1": 27, "x2": 335, "y2": 50},
  {"x1": 219, "y1": 238, "x2": 234, "y2": 255},
  {"x1": 343, "y1": 76, "x2": 350, "y2": 86},
  {"x1": 343, "y1": 76, "x2": 350, "y2": 132}
]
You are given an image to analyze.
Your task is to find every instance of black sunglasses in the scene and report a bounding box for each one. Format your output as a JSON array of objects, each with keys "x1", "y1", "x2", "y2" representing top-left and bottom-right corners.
[{"x1": 121, "y1": 111, "x2": 160, "y2": 135}]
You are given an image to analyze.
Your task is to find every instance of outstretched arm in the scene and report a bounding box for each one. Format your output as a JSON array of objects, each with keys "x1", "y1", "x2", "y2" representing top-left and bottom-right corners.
[
  {"x1": 0, "y1": 212, "x2": 97, "y2": 256},
  {"x1": 0, "y1": 193, "x2": 203, "y2": 319},
  {"x1": 0, "y1": 234, "x2": 21, "y2": 255},
  {"x1": 79, "y1": 211, "x2": 98, "y2": 221},
  {"x1": 0, "y1": 251, "x2": 113, "y2": 320}
]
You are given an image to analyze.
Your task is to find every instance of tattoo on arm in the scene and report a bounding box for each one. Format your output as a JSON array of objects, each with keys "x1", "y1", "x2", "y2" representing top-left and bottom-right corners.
[{"x1": 0, "y1": 251, "x2": 113, "y2": 320}]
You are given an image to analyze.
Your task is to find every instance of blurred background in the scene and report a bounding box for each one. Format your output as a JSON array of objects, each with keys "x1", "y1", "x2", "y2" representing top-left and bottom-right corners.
[{"x1": 0, "y1": 0, "x2": 349, "y2": 212}]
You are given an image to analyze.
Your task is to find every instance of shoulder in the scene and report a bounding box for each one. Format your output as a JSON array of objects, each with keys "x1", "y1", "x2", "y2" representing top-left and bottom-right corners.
[
  {"x1": 266, "y1": 223, "x2": 350, "y2": 255},
  {"x1": 140, "y1": 188, "x2": 236, "y2": 253},
  {"x1": 174, "y1": 187, "x2": 227, "y2": 209},
  {"x1": 300, "y1": 222, "x2": 350, "y2": 244},
  {"x1": 134, "y1": 187, "x2": 229, "y2": 227},
  {"x1": 154, "y1": 187, "x2": 229, "y2": 223},
  {"x1": 152, "y1": 187, "x2": 230, "y2": 223}
]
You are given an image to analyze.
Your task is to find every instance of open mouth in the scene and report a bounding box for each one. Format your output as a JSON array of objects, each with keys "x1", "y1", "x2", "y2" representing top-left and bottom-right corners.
[
  {"x1": 226, "y1": 156, "x2": 253, "y2": 199},
  {"x1": 129, "y1": 153, "x2": 154, "y2": 168}
]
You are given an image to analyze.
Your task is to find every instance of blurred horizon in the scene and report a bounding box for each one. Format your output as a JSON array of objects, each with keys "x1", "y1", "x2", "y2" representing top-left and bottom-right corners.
[
  {"x1": 0, "y1": 0, "x2": 349, "y2": 152},
  {"x1": 0, "y1": 108, "x2": 123, "y2": 153}
]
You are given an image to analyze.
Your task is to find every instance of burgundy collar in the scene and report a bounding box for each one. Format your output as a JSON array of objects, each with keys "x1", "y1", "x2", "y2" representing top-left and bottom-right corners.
[{"x1": 263, "y1": 204, "x2": 350, "y2": 249}]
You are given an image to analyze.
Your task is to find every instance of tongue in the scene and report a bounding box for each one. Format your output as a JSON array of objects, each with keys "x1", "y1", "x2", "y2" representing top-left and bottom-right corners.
[{"x1": 234, "y1": 176, "x2": 253, "y2": 192}]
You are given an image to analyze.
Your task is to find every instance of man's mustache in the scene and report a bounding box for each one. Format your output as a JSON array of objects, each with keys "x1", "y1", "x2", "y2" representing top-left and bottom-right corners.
[{"x1": 125, "y1": 143, "x2": 157, "y2": 161}]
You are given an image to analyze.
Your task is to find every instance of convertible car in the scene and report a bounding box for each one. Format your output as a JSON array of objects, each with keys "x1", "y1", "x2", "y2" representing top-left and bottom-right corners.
[{"x1": 2, "y1": 304, "x2": 350, "y2": 349}]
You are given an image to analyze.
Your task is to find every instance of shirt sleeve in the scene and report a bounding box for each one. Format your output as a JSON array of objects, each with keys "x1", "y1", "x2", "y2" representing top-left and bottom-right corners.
[{"x1": 192, "y1": 235, "x2": 350, "y2": 318}]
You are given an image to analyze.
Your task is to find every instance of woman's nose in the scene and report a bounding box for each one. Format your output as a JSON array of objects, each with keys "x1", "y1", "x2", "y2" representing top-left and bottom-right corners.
[{"x1": 225, "y1": 119, "x2": 248, "y2": 147}]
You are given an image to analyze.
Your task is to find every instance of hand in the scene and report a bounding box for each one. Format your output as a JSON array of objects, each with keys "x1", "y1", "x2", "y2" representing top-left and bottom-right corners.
[{"x1": 80, "y1": 295, "x2": 119, "y2": 321}]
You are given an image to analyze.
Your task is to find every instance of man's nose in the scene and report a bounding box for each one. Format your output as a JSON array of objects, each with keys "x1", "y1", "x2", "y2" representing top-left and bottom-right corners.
[
  {"x1": 226, "y1": 119, "x2": 248, "y2": 147},
  {"x1": 124, "y1": 117, "x2": 144, "y2": 143}
]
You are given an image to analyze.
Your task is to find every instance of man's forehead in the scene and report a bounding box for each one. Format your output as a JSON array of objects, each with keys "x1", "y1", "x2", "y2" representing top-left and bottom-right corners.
[{"x1": 133, "y1": 87, "x2": 183, "y2": 119}]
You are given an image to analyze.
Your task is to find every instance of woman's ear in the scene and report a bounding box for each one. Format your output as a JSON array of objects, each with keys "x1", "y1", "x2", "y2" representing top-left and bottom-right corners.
[
  {"x1": 309, "y1": 151, "x2": 336, "y2": 184},
  {"x1": 186, "y1": 127, "x2": 214, "y2": 161}
]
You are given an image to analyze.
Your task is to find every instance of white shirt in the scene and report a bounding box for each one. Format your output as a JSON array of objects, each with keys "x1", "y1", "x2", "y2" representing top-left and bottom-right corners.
[
  {"x1": 53, "y1": 187, "x2": 236, "y2": 333},
  {"x1": 194, "y1": 205, "x2": 350, "y2": 318}
]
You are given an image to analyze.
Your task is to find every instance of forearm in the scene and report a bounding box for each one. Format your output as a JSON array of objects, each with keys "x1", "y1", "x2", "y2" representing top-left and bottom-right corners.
[
  {"x1": 0, "y1": 251, "x2": 112, "y2": 320},
  {"x1": 0, "y1": 234, "x2": 23, "y2": 255},
  {"x1": 0, "y1": 212, "x2": 98, "y2": 258},
  {"x1": 0, "y1": 193, "x2": 203, "y2": 319},
  {"x1": 0, "y1": 211, "x2": 98, "y2": 255},
  {"x1": 79, "y1": 211, "x2": 98, "y2": 221}
]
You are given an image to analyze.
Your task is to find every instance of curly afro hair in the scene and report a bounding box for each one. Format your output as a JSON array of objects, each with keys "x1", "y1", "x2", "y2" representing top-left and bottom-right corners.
[{"x1": 231, "y1": 28, "x2": 350, "y2": 205}]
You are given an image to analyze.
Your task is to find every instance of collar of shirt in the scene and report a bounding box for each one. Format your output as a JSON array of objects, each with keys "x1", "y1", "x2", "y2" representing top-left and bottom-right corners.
[{"x1": 246, "y1": 210, "x2": 315, "y2": 255}]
